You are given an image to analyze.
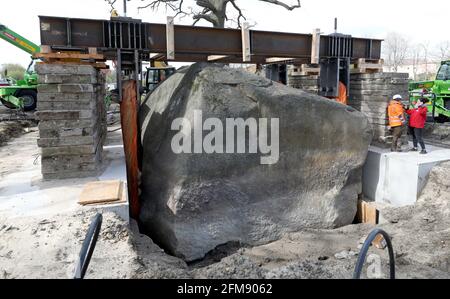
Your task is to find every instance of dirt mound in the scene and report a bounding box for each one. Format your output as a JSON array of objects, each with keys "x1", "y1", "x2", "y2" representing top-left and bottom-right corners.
[
  {"x1": 1, "y1": 163, "x2": 449, "y2": 279},
  {"x1": 0, "y1": 121, "x2": 35, "y2": 146}
]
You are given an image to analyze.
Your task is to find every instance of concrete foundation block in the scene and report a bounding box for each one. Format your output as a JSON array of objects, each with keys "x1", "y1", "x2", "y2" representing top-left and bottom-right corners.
[
  {"x1": 36, "y1": 110, "x2": 96, "y2": 121},
  {"x1": 37, "y1": 84, "x2": 95, "y2": 94},
  {"x1": 37, "y1": 100, "x2": 97, "y2": 111},
  {"x1": 36, "y1": 63, "x2": 106, "y2": 180},
  {"x1": 38, "y1": 119, "x2": 97, "y2": 131},
  {"x1": 363, "y1": 146, "x2": 450, "y2": 206},
  {"x1": 40, "y1": 144, "x2": 98, "y2": 157},
  {"x1": 39, "y1": 124, "x2": 100, "y2": 139},
  {"x1": 349, "y1": 72, "x2": 409, "y2": 147},
  {"x1": 42, "y1": 170, "x2": 100, "y2": 180},
  {"x1": 37, "y1": 92, "x2": 96, "y2": 103},
  {"x1": 38, "y1": 74, "x2": 98, "y2": 85},
  {"x1": 35, "y1": 64, "x2": 97, "y2": 76},
  {"x1": 37, "y1": 133, "x2": 99, "y2": 148}
]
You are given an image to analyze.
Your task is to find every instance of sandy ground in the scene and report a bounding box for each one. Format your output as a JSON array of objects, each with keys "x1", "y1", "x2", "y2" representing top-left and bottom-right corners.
[
  {"x1": 424, "y1": 123, "x2": 450, "y2": 148},
  {"x1": 0, "y1": 126, "x2": 127, "y2": 221},
  {"x1": 1, "y1": 113, "x2": 450, "y2": 279}
]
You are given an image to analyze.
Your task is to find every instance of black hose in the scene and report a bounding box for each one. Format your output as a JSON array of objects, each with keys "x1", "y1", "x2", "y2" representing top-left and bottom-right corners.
[
  {"x1": 353, "y1": 228, "x2": 395, "y2": 279},
  {"x1": 433, "y1": 93, "x2": 437, "y2": 124},
  {"x1": 74, "y1": 214, "x2": 103, "y2": 279}
]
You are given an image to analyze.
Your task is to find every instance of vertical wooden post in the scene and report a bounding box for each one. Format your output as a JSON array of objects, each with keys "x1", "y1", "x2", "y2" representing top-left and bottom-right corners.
[
  {"x1": 120, "y1": 80, "x2": 141, "y2": 220},
  {"x1": 311, "y1": 28, "x2": 321, "y2": 65},
  {"x1": 166, "y1": 16, "x2": 175, "y2": 60},
  {"x1": 242, "y1": 22, "x2": 251, "y2": 62}
]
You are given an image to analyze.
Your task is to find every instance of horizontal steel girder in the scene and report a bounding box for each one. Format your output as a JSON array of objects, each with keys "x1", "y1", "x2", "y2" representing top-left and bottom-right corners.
[{"x1": 39, "y1": 16, "x2": 382, "y2": 63}]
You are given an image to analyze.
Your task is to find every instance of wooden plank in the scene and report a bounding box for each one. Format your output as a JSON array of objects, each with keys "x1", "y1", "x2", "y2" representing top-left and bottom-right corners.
[
  {"x1": 266, "y1": 57, "x2": 294, "y2": 63},
  {"x1": 88, "y1": 47, "x2": 98, "y2": 55},
  {"x1": 357, "y1": 58, "x2": 384, "y2": 65},
  {"x1": 166, "y1": 16, "x2": 175, "y2": 60},
  {"x1": 351, "y1": 67, "x2": 383, "y2": 74},
  {"x1": 79, "y1": 180, "x2": 123, "y2": 206},
  {"x1": 311, "y1": 28, "x2": 321, "y2": 64},
  {"x1": 40, "y1": 45, "x2": 52, "y2": 54},
  {"x1": 356, "y1": 199, "x2": 378, "y2": 225},
  {"x1": 372, "y1": 234, "x2": 387, "y2": 249},
  {"x1": 34, "y1": 52, "x2": 104, "y2": 60},
  {"x1": 242, "y1": 22, "x2": 251, "y2": 62},
  {"x1": 208, "y1": 55, "x2": 229, "y2": 62}
]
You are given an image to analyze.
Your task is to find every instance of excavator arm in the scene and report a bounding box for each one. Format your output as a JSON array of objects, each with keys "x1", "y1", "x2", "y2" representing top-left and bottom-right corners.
[{"x1": 0, "y1": 23, "x2": 40, "y2": 55}]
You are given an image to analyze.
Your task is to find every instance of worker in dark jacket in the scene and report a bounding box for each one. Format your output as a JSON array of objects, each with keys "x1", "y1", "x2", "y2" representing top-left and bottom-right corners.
[{"x1": 406, "y1": 98, "x2": 429, "y2": 154}]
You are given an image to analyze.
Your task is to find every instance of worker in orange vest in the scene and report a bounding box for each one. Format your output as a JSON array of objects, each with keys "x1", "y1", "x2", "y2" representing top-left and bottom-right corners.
[
  {"x1": 388, "y1": 94, "x2": 407, "y2": 152},
  {"x1": 327, "y1": 81, "x2": 347, "y2": 105},
  {"x1": 336, "y1": 81, "x2": 347, "y2": 105}
]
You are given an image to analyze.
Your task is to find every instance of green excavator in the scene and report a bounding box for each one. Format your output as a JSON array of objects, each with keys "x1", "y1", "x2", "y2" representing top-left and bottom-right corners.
[{"x1": 0, "y1": 22, "x2": 40, "y2": 111}]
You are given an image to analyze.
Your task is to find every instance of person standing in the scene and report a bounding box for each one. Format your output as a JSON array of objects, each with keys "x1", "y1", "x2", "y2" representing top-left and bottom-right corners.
[
  {"x1": 388, "y1": 95, "x2": 407, "y2": 152},
  {"x1": 407, "y1": 98, "x2": 429, "y2": 154}
]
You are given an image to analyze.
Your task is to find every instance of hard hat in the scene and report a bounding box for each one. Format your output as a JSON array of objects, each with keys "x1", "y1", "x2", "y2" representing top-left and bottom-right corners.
[{"x1": 393, "y1": 94, "x2": 403, "y2": 100}]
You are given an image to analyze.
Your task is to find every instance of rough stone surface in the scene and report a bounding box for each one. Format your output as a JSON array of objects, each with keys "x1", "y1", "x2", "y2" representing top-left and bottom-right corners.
[{"x1": 139, "y1": 63, "x2": 373, "y2": 261}]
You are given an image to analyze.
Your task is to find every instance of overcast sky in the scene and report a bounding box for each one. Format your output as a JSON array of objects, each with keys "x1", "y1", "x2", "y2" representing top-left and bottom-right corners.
[{"x1": 1, "y1": 0, "x2": 448, "y2": 67}]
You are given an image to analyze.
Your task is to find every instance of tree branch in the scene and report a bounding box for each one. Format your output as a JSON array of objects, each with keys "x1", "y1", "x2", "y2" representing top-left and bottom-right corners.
[
  {"x1": 258, "y1": 0, "x2": 301, "y2": 10},
  {"x1": 104, "y1": 0, "x2": 118, "y2": 13},
  {"x1": 229, "y1": 0, "x2": 246, "y2": 28},
  {"x1": 135, "y1": 0, "x2": 301, "y2": 28}
]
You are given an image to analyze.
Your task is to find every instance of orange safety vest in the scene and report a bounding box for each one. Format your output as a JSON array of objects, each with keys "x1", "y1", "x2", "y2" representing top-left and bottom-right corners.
[
  {"x1": 336, "y1": 82, "x2": 347, "y2": 105},
  {"x1": 388, "y1": 100, "x2": 405, "y2": 127},
  {"x1": 328, "y1": 82, "x2": 348, "y2": 105}
]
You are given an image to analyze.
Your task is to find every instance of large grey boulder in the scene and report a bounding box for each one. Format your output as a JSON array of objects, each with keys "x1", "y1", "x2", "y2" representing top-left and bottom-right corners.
[{"x1": 139, "y1": 63, "x2": 372, "y2": 261}]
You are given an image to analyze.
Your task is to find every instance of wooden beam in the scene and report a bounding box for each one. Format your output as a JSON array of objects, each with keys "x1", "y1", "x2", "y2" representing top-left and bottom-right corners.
[
  {"x1": 208, "y1": 55, "x2": 229, "y2": 62},
  {"x1": 356, "y1": 199, "x2": 378, "y2": 225},
  {"x1": 34, "y1": 52, "x2": 104, "y2": 60},
  {"x1": 40, "y1": 45, "x2": 52, "y2": 54},
  {"x1": 311, "y1": 28, "x2": 321, "y2": 64},
  {"x1": 265, "y1": 57, "x2": 294, "y2": 64},
  {"x1": 241, "y1": 22, "x2": 251, "y2": 62},
  {"x1": 166, "y1": 16, "x2": 175, "y2": 60}
]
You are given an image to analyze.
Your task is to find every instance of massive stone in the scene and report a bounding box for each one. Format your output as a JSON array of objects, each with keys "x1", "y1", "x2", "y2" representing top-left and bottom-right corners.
[{"x1": 139, "y1": 63, "x2": 373, "y2": 261}]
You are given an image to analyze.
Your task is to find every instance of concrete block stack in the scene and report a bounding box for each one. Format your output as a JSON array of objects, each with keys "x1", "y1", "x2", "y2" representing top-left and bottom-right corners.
[
  {"x1": 36, "y1": 64, "x2": 107, "y2": 180},
  {"x1": 348, "y1": 72, "x2": 409, "y2": 147},
  {"x1": 287, "y1": 74, "x2": 319, "y2": 95}
]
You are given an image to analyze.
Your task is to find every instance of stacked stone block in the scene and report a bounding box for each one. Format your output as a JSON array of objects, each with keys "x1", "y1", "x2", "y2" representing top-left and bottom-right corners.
[
  {"x1": 36, "y1": 64, "x2": 107, "y2": 180},
  {"x1": 287, "y1": 74, "x2": 319, "y2": 95},
  {"x1": 349, "y1": 73, "x2": 409, "y2": 147}
]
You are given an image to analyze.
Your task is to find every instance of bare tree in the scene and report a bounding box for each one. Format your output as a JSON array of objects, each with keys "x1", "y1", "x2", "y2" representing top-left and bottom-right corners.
[
  {"x1": 382, "y1": 32, "x2": 409, "y2": 72},
  {"x1": 105, "y1": 0, "x2": 118, "y2": 13},
  {"x1": 106, "y1": 0, "x2": 301, "y2": 28},
  {"x1": 435, "y1": 41, "x2": 450, "y2": 61},
  {"x1": 419, "y1": 41, "x2": 431, "y2": 77},
  {"x1": 410, "y1": 44, "x2": 422, "y2": 81}
]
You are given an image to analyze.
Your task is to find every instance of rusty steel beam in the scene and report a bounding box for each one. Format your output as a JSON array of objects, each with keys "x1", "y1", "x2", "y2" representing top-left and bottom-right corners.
[
  {"x1": 39, "y1": 16, "x2": 382, "y2": 62},
  {"x1": 120, "y1": 80, "x2": 141, "y2": 220}
]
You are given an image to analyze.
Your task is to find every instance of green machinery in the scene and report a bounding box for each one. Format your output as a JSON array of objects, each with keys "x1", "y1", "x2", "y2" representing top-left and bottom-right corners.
[
  {"x1": 0, "y1": 22, "x2": 40, "y2": 111},
  {"x1": 409, "y1": 60, "x2": 450, "y2": 123}
]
